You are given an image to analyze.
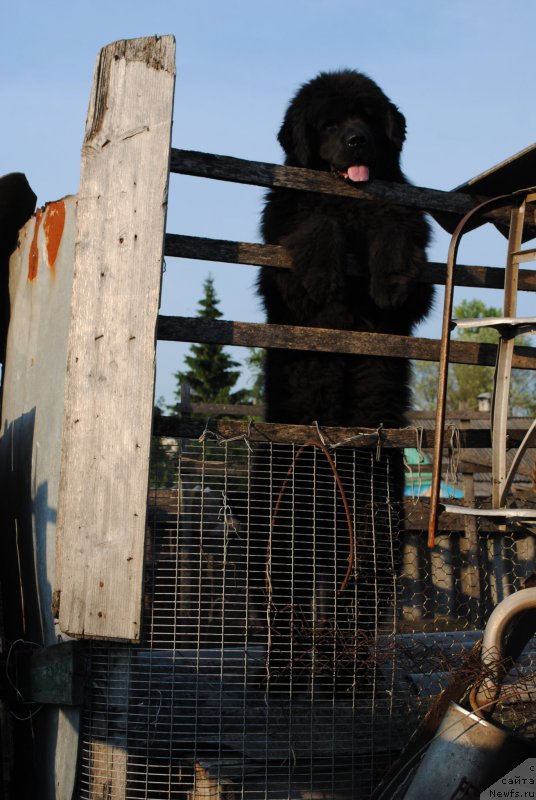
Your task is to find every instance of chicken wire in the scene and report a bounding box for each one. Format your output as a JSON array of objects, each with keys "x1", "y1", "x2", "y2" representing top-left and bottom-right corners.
[{"x1": 76, "y1": 436, "x2": 536, "y2": 799}]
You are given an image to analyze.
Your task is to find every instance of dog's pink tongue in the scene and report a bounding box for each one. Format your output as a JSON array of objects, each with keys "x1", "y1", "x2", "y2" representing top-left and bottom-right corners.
[{"x1": 347, "y1": 165, "x2": 369, "y2": 182}]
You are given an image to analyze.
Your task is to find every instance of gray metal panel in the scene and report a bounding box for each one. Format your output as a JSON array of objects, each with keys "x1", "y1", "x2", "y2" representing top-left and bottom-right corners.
[
  {"x1": 431, "y1": 142, "x2": 536, "y2": 236},
  {"x1": 0, "y1": 197, "x2": 80, "y2": 799}
]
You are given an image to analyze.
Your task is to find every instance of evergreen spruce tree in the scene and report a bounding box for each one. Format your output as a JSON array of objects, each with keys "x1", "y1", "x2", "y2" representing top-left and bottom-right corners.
[{"x1": 170, "y1": 275, "x2": 251, "y2": 414}]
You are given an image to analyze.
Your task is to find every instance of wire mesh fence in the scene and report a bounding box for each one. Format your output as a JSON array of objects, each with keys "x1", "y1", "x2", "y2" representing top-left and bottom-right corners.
[{"x1": 77, "y1": 436, "x2": 536, "y2": 799}]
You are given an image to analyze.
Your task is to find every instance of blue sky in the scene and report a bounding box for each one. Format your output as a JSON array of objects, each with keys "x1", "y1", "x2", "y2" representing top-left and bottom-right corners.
[{"x1": 2, "y1": 1, "x2": 536, "y2": 404}]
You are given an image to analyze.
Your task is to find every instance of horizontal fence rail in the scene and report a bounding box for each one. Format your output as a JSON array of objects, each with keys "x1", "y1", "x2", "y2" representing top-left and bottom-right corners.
[
  {"x1": 157, "y1": 315, "x2": 536, "y2": 369},
  {"x1": 164, "y1": 233, "x2": 536, "y2": 293},
  {"x1": 163, "y1": 149, "x2": 536, "y2": 374},
  {"x1": 169, "y1": 148, "x2": 536, "y2": 233},
  {"x1": 153, "y1": 414, "x2": 534, "y2": 450}
]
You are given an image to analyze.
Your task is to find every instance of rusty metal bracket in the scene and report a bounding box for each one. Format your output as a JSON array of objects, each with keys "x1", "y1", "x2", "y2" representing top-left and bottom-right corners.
[{"x1": 428, "y1": 188, "x2": 536, "y2": 547}]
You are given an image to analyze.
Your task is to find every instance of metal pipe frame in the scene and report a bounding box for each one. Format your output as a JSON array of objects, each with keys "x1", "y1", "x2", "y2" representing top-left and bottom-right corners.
[
  {"x1": 475, "y1": 587, "x2": 536, "y2": 711},
  {"x1": 427, "y1": 190, "x2": 529, "y2": 547}
]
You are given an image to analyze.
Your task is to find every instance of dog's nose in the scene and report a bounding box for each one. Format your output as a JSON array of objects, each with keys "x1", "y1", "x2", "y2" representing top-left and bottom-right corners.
[{"x1": 346, "y1": 133, "x2": 367, "y2": 149}]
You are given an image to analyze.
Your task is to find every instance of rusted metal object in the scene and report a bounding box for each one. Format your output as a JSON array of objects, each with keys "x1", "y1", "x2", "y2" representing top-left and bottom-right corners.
[
  {"x1": 428, "y1": 188, "x2": 536, "y2": 547},
  {"x1": 428, "y1": 192, "x2": 522, "y2": 546}
]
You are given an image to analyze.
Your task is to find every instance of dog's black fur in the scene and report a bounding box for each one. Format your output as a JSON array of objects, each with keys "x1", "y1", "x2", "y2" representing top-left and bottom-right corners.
[
  {"x1": 258, "y1": 69, "x2": 433, "y2": 430},
  {"x1": 253, "y1": 72, "x2": 434, "y2": 687}
]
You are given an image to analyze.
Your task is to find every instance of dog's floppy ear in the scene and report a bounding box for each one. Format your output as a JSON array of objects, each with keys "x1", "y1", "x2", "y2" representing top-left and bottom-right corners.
[
  {"x1": 278, "y1": 106, "x2": 311, "y2": 166},
  {"x1": 385, "y1": 103, "x2": 407, "y2": 150}
]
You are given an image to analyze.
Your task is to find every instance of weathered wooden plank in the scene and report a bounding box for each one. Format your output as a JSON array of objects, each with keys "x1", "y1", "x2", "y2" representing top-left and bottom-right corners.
[
  {"x1": 169, "y1": 149, "x2": 536, "y2": 231},
  {"x1": 154, "y1": 414, "x2": 416, "y2": 446},
  {"x1": 89, "y1": 743, "x2": 127, "y2": 800},
  {"x1": 56, "y1": 36, "x2": 176, "y2": 641},
  {"x1": 165, "y1": 232, "x2": 290, "y2": 268},
  {"x1": 87, "y1": 648, "x2": 130, "y2": 799},
  {"x1": 157, "y1": 315, "x2": 536, "y2": 370},
  {"x1": 425, "y1": 262, "x2": 536, "y2": 292},
  {"x1": 153, "y1": 415, "x2": 535, "y2": 450},
  {"x1": 164, "y1": 232, "x2": 536, "y2": 292},
  {"x1": 175, "y1": 399, "x2": 264, "y2": 416},
  {"x1": 404, "y1": 502, "x2": 502, "y2": 533}
]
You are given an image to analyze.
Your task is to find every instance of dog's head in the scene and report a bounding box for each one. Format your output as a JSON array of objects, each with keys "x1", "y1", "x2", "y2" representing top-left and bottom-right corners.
[{"x1": 278, "y1": 70, "x2": 406, "y2": 181}]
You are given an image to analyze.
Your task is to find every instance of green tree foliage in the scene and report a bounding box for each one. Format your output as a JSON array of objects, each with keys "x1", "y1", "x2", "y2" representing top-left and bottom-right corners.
[
  {"x1": 245, "y1": 348, "x2": 265, "y2": 406},
  {"x1": 170, "y1": 274, "x2": 252, "y2": 413},
  {"x1": 412, "y1": 299, "x2": 536, "y2": 415}
]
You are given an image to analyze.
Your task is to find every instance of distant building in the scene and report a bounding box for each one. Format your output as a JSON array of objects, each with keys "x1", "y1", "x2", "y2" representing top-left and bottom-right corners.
[{"x1": 477, "y1": 392, "x2": 492, "y2": 412}]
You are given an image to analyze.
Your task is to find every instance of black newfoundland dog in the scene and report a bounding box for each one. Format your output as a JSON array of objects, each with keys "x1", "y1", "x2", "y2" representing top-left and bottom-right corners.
[
  {"x1": 252, "y1": 72, "x2": 434, "y2": 687},
  {"x1": 259, "y1": 69, "x2": 433, "y2": 431}
]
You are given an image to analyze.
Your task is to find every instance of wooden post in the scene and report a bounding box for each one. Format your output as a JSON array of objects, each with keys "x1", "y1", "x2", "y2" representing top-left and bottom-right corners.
[
  {"x1": 459, "y1": 469, "x2": 482, "y2": 626},
  {"x1": 458, "y1": 416, "x2": 482, "y2": 626},
  {"x1": 56, "y1": 36, "x2": 176, "y2": 640},
  {"x1": 89, "y1": 745, "x2": 127, "y2": 800},
  {"x1": 88, "y1": 650, "x2": 130, "y2": 800}
]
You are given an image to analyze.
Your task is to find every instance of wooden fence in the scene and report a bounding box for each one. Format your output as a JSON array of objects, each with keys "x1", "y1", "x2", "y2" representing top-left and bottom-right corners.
[
  {"x1": 156, "y1": 153, "x2": 536, "y2": 446},
  {"x1": 1, "y1": 34, "x2": 535, "y2": 798}
]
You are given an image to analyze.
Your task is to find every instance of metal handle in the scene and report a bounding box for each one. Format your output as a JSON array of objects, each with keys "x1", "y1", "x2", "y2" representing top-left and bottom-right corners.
[{"x1": 474, "y1": 587, "x2": 536, "y2": 712}]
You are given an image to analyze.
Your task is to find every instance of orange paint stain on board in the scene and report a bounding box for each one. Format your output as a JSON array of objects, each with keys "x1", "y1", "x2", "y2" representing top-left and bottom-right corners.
[
  {"x1": 28, "y1": 209, "x2": 43, "y2": 281},
  {"x1": 43, "y1": 200, "x2": 66, "y2": 273}
]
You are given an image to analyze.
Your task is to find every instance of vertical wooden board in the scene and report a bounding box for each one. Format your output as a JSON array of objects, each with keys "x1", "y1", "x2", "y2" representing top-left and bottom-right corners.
[
  {"x1": 89, "y1": 744, "x2": 127, "y2": 799},
  {"x1": 56, "y1": 36, "x2": 176, "y2": 640}
]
